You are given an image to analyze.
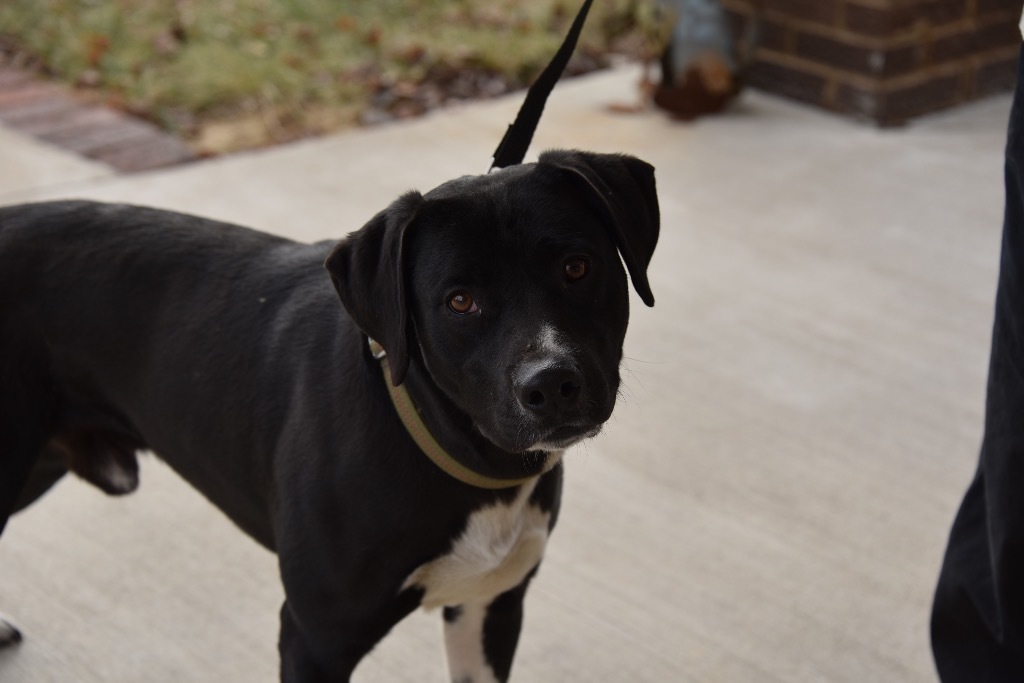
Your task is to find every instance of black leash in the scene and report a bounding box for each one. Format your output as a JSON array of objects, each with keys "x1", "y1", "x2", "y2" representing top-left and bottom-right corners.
[{"x1": 490, "y1": 0, "x2": 595, "y2": 170}]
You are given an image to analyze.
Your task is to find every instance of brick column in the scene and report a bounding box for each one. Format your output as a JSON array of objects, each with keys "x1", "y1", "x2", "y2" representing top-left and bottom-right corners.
[{"x1": 721, "y1": 0, "x2": 1021, "y2": 125}]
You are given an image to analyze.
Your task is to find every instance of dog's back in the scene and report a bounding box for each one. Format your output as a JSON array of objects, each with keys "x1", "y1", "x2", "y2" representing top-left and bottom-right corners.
[{"x1": 0, "y1": 201, "x2": 329, "y2": 543}]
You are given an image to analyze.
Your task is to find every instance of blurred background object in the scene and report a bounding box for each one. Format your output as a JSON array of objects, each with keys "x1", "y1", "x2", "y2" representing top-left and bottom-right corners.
[
  {"x1": 0, "y1": 0, "x2": 1020, "y2": 162},
  {"x1": 720, "y1": 0, "x2": 1020, "y2": 126},
  {"x1": 651, "y1": 0, "x2": 755, "y2": 120},
  {"x1": 0, "y1": 0, "x2": 656, "y2": 156},
  {"x1": 607, "y1": 0, "x2": 753, "y2": 120}
]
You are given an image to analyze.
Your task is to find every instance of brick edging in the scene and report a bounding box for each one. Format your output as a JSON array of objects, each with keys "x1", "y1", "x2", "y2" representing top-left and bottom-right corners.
[{"x1": 0, "y1": 65, "x2": 196, "y2": 173}]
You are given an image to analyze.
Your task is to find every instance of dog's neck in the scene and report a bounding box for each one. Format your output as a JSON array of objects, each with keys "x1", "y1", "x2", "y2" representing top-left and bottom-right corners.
[{"x1": 368, "y1": 338, "x2": 560, "y2": 489}]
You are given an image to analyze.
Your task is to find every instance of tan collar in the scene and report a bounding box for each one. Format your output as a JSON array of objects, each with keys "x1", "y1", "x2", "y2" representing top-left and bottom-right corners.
[{"x1": 368, "y1": 338, "x2": 556, "y2": 489}]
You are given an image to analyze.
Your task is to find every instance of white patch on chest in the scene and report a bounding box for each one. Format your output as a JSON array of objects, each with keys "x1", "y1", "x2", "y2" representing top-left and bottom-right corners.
[{"x1": 404, "y1": 480, "x2": 550, "y2": 610}]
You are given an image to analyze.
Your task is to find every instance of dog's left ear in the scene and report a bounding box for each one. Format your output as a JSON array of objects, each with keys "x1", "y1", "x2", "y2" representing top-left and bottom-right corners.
[
  {"x1": 538, "y1": 149, "x2": 659, "y2": 306},
  {"x1": 324, "y1": 191, "x2": 424, "y2": 385}
]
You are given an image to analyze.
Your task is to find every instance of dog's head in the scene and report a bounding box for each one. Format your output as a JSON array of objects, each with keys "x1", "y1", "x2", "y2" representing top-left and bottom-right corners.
[{"x1": 325, "y1": 149, "x2": 658, "y2": 454}]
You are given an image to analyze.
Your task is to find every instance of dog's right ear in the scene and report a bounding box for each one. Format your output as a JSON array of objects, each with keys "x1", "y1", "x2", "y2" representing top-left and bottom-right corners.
[
  {"x1": 324, "y1": 191, "x2": 424, "y2": 386},
  {"x1": 538, "y1": 149, "x2": 659, "y2": 307}
]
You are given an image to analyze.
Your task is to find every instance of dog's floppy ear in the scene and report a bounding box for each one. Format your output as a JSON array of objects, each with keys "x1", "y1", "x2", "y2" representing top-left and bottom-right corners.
[
  {"x1": 538, "y1": 149, "x2": 659, "y2": 306},
  {"x1": 324, "y1": 191, "x2": 423, "y2": 385}
]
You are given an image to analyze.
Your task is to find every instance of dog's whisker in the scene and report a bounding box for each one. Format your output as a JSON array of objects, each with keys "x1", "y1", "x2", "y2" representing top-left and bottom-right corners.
[{"x1": 621, "y1": 355, "x2": 666, "y2": 365}]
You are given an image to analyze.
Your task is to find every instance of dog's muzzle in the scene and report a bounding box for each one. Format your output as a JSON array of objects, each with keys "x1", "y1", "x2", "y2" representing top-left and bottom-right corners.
[
  {"x1": 511, "y1": 358, "x2": 607, "y2": 452},
  {"x1": 514, "y1": 360, "x2": 584, "y2": 419}
]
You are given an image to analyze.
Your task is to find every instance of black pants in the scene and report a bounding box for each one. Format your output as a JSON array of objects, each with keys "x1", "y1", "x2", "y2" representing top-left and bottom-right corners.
[{"x1": 932, "y1": 45, "x2": 1024, "y2": 680}]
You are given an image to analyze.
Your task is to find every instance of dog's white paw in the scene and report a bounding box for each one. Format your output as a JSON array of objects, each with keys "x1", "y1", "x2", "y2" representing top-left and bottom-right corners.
[{"x1": 0, "y1": 617, "x2": 22, "y2": 648}]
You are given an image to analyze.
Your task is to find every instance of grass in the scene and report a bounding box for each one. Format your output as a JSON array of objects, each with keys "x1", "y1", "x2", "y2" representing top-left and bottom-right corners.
[{"x1": 0, "y1": 0, "x2": 655, "y2": 153}]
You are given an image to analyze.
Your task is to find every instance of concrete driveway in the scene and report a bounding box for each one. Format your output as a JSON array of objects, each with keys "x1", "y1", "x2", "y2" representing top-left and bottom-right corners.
[{"x1": 0, "y1": 64, "x2": 1009, "y2": 681}]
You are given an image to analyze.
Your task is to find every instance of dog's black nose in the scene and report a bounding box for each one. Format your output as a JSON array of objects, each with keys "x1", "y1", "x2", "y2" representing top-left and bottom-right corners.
[{"x1": 515, "y1": 364, "x2": 583, "y2": 416}]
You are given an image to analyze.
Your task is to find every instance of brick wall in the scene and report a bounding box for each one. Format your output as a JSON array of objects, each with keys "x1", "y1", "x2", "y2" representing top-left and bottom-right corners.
[{"x1": 720, "y1": 0, "x2": 1021, "y2": 125}]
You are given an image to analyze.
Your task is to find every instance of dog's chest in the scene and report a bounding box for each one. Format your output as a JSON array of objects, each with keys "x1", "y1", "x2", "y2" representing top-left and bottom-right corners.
[{"x1": 404, "y1": 481, "x2": 550, "y2": 609}]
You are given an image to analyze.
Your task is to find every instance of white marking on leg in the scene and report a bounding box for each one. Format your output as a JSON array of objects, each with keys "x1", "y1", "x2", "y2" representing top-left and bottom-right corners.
[{"x1": 445, "y1": 601, "x2": 499, "y2": 683}]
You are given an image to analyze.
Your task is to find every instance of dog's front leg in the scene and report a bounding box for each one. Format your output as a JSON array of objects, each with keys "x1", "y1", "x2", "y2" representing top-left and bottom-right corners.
[
  {"x1": 443, "y1": 574, "x2": 535, "y2": 683},
  {"x1": 278, "y1": 587, "x2": 423, "y2": 683},
  {"x1": 278, "y1": 602, "x2": 363, "y2": 683}
]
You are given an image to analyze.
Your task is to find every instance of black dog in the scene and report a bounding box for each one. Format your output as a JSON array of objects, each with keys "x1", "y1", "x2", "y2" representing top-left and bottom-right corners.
[{"x1": 0, "y1": 149, "x2": 658, "y2": 681}]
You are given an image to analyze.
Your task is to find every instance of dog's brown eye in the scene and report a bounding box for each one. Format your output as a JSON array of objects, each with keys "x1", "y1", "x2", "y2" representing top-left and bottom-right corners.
[
  {"x1": 564, "y1": 257, "x2": 589, "y2": 282},
  {"x1": 448, "y1": 291, "x2": 478, "y2": 315}
]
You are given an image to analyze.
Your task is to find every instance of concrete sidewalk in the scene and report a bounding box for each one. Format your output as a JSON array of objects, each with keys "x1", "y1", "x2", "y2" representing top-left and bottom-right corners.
[{"x1": 0, "y1": 64, "x2": 1010, "y2": 682}]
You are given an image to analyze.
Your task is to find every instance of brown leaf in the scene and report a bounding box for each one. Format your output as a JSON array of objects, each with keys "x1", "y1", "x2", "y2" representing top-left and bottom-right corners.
[{"x1": 85, "y1": 33, "x2": 110, "y2": 67}]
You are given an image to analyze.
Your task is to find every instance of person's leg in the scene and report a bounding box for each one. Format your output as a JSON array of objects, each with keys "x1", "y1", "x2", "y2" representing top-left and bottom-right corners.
[{"x1": 931, "y1": 44, "x2": 1024, "y2": 681}]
